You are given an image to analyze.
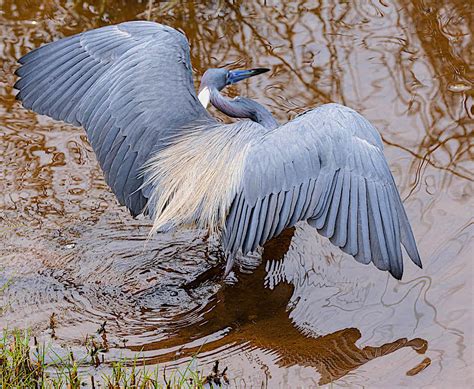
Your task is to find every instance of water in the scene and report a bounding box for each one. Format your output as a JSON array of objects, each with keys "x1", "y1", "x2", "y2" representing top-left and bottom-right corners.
[{"x1": 0, "y1": 1, "x2": 472, "y2": 387}]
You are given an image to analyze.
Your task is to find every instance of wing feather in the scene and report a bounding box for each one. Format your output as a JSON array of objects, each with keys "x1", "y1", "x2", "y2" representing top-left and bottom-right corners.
[
  {"x1": 275, "y1": 189, "x2": 293, "y2": 237},
  {"x1": 226, "y1": 193, "x2": 245, "y2": 252},
  {"x1": 312, "y1": 169, "x2": 340, "y2": 229},
  {"x1": 289, "y1": 181, "x2": 310, "y2": 226},
  {"x1": 261, "y1": 193, "x2": 279, "y2": 247},
  {"x1": 234, "y1": 205, "x2": 250, "y2": 256},
  {"x1": 223, "y1": 103, "x2": 421, "y2": 279},
  {"x1": 115, "y1": 151, "x2": 138, "y2": 199},
  {"x1": 355, "y1": 176, "x2": 371, "y2": 264},
  {"x1": 243, "y1": 198, "x2": 263, "y2": 253},
  {"x1": 269, "y1": 191, "x2": 287, "y2": 239},
  {"x1": 301, "y1": 178, "x2": 317, "y2": 220},
  {"x1": 379, "y1": 184, "x2": 401, "y2": 277},
  {"x1": 331, "y1": 169, "x2": 351, "y2": 247},
  {"x1": 320, "y1": 169, "x2": 344, "y2": 239},
  {"x1": 256, "y1": 196, "x2": 270, "y2": 247},
  {"x1": 15, "y1": 21, "x2": 211, "y2": 216},
  {"x1": 367, "y1": 180, "x2": 390, "y2": 271},
  {"x1": 342, "y1": 173, "x2": 359, "y2": 256}
]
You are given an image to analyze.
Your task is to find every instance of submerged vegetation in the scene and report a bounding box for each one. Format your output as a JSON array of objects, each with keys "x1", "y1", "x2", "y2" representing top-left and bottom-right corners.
[
  {"x1": 0, "y1": 328, "x2": 227, "y2": 388},
  {"x1": 0, "y1": 275, "x2": 225, "y2": 388}
]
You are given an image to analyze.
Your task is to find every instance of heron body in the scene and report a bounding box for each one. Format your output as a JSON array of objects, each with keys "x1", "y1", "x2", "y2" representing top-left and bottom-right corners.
[{"x1": 14, "y1": 21, "x2": 421, "y2": 279}]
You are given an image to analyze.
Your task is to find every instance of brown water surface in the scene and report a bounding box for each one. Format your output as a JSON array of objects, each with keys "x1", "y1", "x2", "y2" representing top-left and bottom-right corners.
[{"x1": 0, "y1": 1, "x2": 473, "y2": 387}]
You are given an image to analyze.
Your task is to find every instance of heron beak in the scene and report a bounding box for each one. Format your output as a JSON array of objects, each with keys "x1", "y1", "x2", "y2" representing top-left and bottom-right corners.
[{"x1": 227, "y1": 68, "x2": 269, "y2": 85}]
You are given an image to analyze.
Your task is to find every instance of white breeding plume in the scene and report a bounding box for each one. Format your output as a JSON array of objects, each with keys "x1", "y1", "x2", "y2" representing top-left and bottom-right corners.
[{"x1": 142, "y1": 121, "x2": 257, "y2": 236}]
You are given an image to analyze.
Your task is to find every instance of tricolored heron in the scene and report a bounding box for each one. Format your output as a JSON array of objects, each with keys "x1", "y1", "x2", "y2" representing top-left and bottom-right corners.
[{"x1": 14, "y1": 21, "x2": 421, "y2": 279}]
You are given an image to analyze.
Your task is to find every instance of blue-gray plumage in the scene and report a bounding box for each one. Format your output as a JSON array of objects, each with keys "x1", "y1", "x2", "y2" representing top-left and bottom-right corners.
[{"x1": 14, "y1": 21, "x2": 422, "y2": 280}]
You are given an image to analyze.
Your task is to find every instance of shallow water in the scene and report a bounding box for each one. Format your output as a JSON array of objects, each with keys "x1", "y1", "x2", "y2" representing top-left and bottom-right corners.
[{"x1": 0, "y1": 0, "x2": 472, "y2": 387}]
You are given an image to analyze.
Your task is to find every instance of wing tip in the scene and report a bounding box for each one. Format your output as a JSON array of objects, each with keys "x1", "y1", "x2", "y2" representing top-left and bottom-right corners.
[
  {"x1": 13, "y1": 63, "x2": 22, "y2": 90},
  {"x1": 410, "y1": 250, "x2": 423, "y2": 269},
  {"x1": 13, "y1": 79, "x2": 22, "y2": 96},
  {"x1": 401, "y1": 231, "x2": 423, "y2": 269},
  {"x1": 224, "y1": 254, "x2": 235, "y2": 277},
  {"x1": 389, "y1": 267, "x2": 403, "y2": 280},
  {"x1": 17, "y1": 46, "x2": 40, "y2": 65},
  {"x1": 17, "y1": 55, "x2": 27, "y2": 65}
]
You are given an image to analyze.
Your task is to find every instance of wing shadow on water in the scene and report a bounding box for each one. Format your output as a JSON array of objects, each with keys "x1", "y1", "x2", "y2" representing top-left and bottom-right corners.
[{"x1": 129, "y1": 227, "x2": 428, "y2": 386}]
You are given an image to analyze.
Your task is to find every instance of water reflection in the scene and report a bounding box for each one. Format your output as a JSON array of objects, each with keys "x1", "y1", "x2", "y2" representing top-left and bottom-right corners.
[
  {"x1": 1, "y1": 0, "x2": 472, "y2": 387},
  {"x1": 132, "y1": 228, "x2": 429, "y2": 386}
]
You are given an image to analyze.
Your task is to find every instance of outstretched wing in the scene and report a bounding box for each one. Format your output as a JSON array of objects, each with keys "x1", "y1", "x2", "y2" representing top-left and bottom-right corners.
[
  {"x1": 14, "y1": 21, "x2": 211, "y2": 216},
  {"x1": 223, "y1": 103, "x2": 421, "y2": 279}
]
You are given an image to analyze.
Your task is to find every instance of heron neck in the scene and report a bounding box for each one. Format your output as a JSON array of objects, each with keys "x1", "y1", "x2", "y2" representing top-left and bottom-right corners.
[{"x1": 209, "y1": 88, "x2": 278, "y2": 130}]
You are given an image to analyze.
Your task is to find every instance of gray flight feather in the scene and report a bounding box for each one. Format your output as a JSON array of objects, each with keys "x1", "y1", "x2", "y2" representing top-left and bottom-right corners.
[
  {"x1": 14, "y1": 21, "x2": 212, "y2": 216},
  {"x1": 222, "y1": 103, "x2": 422, "y2": 279}
]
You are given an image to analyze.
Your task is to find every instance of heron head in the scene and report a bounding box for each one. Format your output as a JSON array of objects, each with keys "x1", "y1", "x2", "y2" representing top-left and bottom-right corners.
[{"x1": 198, "y1": 68, "x2": 269, "y2": 108}]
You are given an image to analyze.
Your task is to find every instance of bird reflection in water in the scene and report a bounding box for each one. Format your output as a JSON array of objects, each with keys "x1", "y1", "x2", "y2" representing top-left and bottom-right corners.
[{"x1": 130, "y1": 227, "x2": 429, "y2": 385}]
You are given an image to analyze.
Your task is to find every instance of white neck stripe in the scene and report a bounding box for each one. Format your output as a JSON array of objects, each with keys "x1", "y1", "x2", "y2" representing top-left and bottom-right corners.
[{"x1": 198, "y1": 87, "x2": 210, "y2": 108}]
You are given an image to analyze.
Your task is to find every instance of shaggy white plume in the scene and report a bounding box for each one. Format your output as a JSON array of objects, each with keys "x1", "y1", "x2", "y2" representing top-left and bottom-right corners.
[{"x1": 141, "y1": 121, "x2": 258, "y2": 236}]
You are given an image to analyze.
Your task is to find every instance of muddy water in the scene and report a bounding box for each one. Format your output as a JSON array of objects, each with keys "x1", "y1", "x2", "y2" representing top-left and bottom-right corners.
[{"x1": 0, "y1": 0, "x2": 472, "y2": 387}]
